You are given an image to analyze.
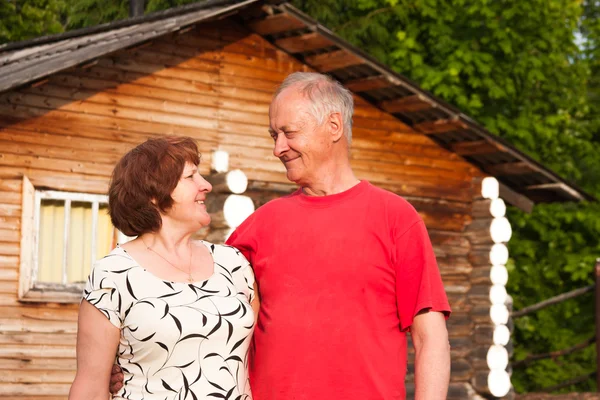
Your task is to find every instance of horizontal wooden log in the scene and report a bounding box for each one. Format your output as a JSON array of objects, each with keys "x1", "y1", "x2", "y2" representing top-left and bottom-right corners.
[
  {"x1": 0, "y1": 152, "x2": 113, "y2": 177},
  {"x1": 304, "y1": 50, "x2": 365, "y2": 72},
  {"x1": 0, "y1": 344, "x2": 75, "y2": 359},
  {"x1": 0, "y1": 216, "x2": 20, "y2": 232},
  {"x1": 0, "y1": 255, "x2": 18, "y2": 269},
  {"x1": 485, "y1": 161, "x2": 536, "y2": 176},
  {"x1": 468, "y1": 284, "x2": 494, "y2": 305},
  {"x1": 74, "y1": 64, "x2": 276, "y2": 103},
  {"x1": 470, "y1": 304, "x2": 494, "y2": 324},
  {"x1": 0, "y1": 191, "x2": 20, "y2": 205},
  {"x1": 0, "y1": 319, "x2": 77, "y2": 334},
  {"x1": 413, "y1": 119, "x2": 468, "y2": 134},
  {"x1": 344, "y1": 75, "x2": 392, "y2": 92},
  {"x1": 274, "y1": 32, "x2": 333, "y2": 53},
  {"x1": 0, "y1": 180, "x2": 21, "y2": 192},
  {"x1": 0, "y1": 305, "x2": 78, "y2": 321},
  {"x1": 450, "y1": 139, "x2": 504, "y2": 156},
  {"x1": 0, "y1": 331, "x2": 76, "y2": 346},
  {"x1": 379, "y1": 95, "x2": 434, "y2": 113},
  {"x1": 0, "y1": 383, "x2": 70, "y2": 396},
  {"x1": 474, "y1": 324, "x2": 495, "y2": 345},
  {"x1": 0, "y1": 267, "x2": 17, "y2": 281},
  {"x1": 0, "y1": 229, "x2": 18, "y2": 243},
  {"x1": 0, "y1": 242, "x2": 19, "y2": 257},
  {"x1": 248, "y1": 13, "x2": 306, "y2": 35},
  {"x1": 350, "y1": 147, "x2": 474, "y2": 174},
  {"x1": 0, "y1": 369, "x2": 75, "y2": 384}
]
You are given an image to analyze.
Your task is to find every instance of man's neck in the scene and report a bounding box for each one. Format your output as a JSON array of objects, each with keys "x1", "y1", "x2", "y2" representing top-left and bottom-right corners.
[{"x1": 301, "y1": 167, "x2": 360, "y2": 197}]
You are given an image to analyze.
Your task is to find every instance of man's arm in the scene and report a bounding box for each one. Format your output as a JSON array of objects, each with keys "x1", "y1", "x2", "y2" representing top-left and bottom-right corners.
[{"x1": 411, "y1": 310, "x2": 450, "y2": 400}]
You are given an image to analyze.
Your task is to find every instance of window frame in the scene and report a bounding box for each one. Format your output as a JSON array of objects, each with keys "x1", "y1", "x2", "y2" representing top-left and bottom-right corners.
[{"x1": 19, "y1": 176, "x2": 115, "y2": 303}]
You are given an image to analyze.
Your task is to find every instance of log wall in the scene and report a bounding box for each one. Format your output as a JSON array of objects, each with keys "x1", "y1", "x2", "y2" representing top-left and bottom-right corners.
[{"x1": 0, "y1": 18, "x2": 481, "y2": 398}]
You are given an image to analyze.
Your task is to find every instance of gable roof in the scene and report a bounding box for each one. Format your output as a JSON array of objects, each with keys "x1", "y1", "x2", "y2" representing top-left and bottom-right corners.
[{"x1": 0, "y1": 0, "x2": 593, "y2": 206}]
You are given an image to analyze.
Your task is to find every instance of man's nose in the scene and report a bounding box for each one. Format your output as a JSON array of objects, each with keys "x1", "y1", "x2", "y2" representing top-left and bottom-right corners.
[{"x1": 273, "y1": 134, "x2": 289, "y2": 158}]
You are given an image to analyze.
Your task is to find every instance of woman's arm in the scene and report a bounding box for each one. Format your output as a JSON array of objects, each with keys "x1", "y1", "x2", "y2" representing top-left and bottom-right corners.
[{"x1": 69, "y1": 299, "x2": 120, "y2": 400}]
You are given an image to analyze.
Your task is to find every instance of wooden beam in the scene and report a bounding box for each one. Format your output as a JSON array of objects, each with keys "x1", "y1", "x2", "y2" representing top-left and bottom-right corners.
[
  {"x1": 379, "y1": 95, "x2": 434, "y2": 113},
  {"x1": 450, "y1": 140, "x2": 504, "y2": 156},
  {"x1": 499, "y1": 182, "x2": 534, "y2": 213},
  {"x1": 304, "y1": 50, "x2": 364, "y2": 72},
  {"x1": 484, "y1": 161, "x2": 537, "y2": 176},
  {"x1": 526, "y1": 182, "x2": 585, "y2": 201},
  {"x1": 413, "y1": 119, "x2": 468, "y2": 134},
  {"x1": 247, "y1": 13, "x2": 306, "y2": 35},
  {"x1": 344, "y1": 75, "x2": 392, "y2": 92},
  {"x1": 274, "y1": 32, "x2": 333, "y2": 53}
]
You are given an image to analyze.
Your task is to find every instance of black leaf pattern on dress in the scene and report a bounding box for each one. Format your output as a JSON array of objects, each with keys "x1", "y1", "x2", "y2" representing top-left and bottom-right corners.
[
  {"x1": 180, "y1": 333, "x2": 208, "y2": 341},
  {"x1": 158, "y1": 291, "x2": 183, "y2": 299},
  {"x1": 191, "y1": 364, "x2": 202, "y2": 385},
  {"x1": 139, "y1": 332, "x2": 156, "y2": 342},
  {"x1": 231, "y1": 265, "x2": 241, "y2": 273},
  {"x1": 207, "y1": 393, "x2": 226, "y2": 399},
  {"x1": 126, "y1": 276, "x2": 137, "y2": 300},
  {"x1": 164, "y1": 281, "x2": 174, "y2": 290},
  {"x1": 204, "y1": 353, "x2": 220, "y2": 359},
  {"x1": 226, "y1": 320, "x2": 233, "y2": 344},
  {"x1": 176, "y1": 360, "x2": 195, "y2": 369},
  {"x1": 226, "y1": 387, "x2": 235, "y2": 400},
  {"x1": 182, "y1": 373, "x2": 190, "y2": 398},
  {"x1": 170, "y1": 313, "x2": 182, "y2": 335},
  {"x1": 156, "y1": 342, "x2": 169, "y2": 352},
  {"x1": 162, "y1": 379, "x2": 178, "y2": 392},
  {"x1": 209, "y1": 381, "x2": 226, "y2": 391},
  {"x1": 230, "y1": 337, "x2": 246, "y2": 353},
  {"x1": 207, "y1": 316, "x2": 222, "y2": 336},
  {"x1": 225, "y1": 355, "x2": 242, "y2": 362},
  {"x1": 162, "y1": 303, "x2": 170, "y2": 319},
  {"x1": 221, "y1": 304, "x2": 241, "y2": 317}
]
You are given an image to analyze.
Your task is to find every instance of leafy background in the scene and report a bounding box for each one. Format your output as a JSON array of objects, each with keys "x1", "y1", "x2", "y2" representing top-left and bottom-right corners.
[{"x1": 2, "y1": 0, "x2": 600, "y2": 393}]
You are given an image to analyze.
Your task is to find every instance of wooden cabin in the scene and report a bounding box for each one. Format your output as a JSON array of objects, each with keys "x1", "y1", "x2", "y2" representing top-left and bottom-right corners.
[{"x1": 0, "y1": 0, "x2": 593, "y2": 398}]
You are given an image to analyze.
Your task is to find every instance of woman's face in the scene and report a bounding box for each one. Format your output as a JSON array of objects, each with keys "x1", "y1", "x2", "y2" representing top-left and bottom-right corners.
[{"x1": 166, "y1": 162, "x2": 212, "y2": 229}]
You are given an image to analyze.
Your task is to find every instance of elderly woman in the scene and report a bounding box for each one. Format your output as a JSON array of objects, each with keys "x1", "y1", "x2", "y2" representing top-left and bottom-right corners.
[{"x1": 69, "y1": 137, "x2": 258, "y2": 400}]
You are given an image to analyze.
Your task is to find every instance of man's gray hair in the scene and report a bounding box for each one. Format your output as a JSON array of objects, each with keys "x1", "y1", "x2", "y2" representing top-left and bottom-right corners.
[{"x1": 274, "y1": 72, "x2": 354, "y2": 144}]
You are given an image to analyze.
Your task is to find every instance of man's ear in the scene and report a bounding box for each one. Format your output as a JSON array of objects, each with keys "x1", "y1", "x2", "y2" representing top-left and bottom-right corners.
[{"x1": 328, "y1": 112, "x2": 344, "y2": 142}]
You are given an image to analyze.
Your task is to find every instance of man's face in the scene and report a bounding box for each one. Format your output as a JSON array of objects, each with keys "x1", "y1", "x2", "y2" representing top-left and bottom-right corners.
[{"x1": 269, "y1": 87, "x2": 332, "y2": 185}]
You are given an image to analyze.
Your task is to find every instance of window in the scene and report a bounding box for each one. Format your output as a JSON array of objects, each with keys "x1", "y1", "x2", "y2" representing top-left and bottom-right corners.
[{"x1": 19, "y1": 177, "x2": 130, "y2": 302}]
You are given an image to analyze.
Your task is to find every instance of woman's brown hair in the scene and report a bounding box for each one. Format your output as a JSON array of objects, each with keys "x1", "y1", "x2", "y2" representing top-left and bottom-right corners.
[{"x1": 108, "y1": 136, "x2": 200, "y2": 236}]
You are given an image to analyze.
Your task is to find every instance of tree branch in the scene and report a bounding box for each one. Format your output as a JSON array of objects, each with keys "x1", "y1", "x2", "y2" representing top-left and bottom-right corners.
[
  {"x1": 511, "y1": 284, "x2": 595, "y2": 318},
  {"x1": 512, "y1": 336, "x2": 596, "y2": 368},
  {"x1": 540, "y1": 371, "x2": 596, "y2": 393}
]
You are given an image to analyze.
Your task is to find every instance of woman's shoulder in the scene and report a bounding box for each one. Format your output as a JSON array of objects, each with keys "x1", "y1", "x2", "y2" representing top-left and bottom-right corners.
[
  {"x1": 199, "y1": 240, "x2": 249, "y2": 268},
  {"x1": 92, "y1": 246, "x2": 137, "y2": 274}
]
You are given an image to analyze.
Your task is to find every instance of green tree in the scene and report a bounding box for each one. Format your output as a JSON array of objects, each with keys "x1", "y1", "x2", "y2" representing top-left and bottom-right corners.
[{"x1": 0, "y1": 0, "x2": 67, "y2": 44}]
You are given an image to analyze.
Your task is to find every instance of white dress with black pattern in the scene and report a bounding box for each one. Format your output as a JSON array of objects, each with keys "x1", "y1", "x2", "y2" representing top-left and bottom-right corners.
[{"x1": 83, "y1": 241, "x2": 255, "y2": 400}]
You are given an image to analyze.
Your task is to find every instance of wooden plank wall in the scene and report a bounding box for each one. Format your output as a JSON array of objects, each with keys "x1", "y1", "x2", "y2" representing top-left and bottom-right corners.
[{"x1": 0, "y1": 18, "x2": 480, "y2": 399}]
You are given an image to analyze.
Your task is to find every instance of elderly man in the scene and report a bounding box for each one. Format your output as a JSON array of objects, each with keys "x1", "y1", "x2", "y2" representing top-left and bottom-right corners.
[{"x1": 111, "y1": 72, "x2": 451, "y2": 399}]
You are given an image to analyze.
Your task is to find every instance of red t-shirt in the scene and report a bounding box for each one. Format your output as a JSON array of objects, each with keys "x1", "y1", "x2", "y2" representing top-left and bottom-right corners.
[{"x1": 226, "y1": 181, "x2": 450, "y2": 400}]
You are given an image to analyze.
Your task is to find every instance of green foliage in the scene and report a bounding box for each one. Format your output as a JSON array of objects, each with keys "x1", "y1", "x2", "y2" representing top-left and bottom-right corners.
[
  {"x1": 0, "y1": 0, "x2": 67, "y2": 44},
  {"x1": 66, "y1": 0, "x2": 129, "y2": 30}
]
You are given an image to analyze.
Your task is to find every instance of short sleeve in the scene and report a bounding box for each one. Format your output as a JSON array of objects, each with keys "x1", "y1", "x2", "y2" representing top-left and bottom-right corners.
[
  {"x1": 235, "y1": 253, "x2": 256, "y2": 304},
  {"x1": 395, "y1": 220, "x2": 451, "y2": 331},
  {"x1": 83, "y1": 263, "x2": 122, "y2": 329}
]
